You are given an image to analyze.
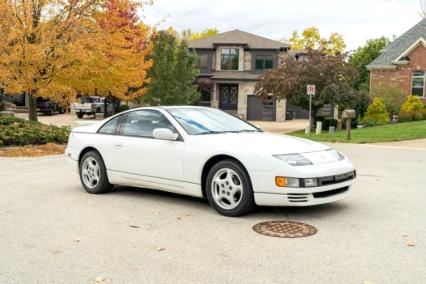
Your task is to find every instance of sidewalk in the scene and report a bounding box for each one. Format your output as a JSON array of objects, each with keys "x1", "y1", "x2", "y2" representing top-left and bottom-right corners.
[{"x1": 371, "y1": 138, "x2": 426, "y2": 150}]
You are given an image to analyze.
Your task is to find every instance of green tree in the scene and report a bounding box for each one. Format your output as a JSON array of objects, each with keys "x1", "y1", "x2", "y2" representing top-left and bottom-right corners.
[
  {"x1": 143, "y1": 31, "x2": 199, "y2": 105},
  {"x1": 182, "y1": 28, "x2": 219, "y2": 41},
  {"x1": 289, "y1": 27, "x2": 346, "y2": 55},
  {"x1": 349, "y1": 37, "x2": 390, "y2": 90},
  {"x1": 255, "y1": 50, "x2": 357, "y2": 123}
]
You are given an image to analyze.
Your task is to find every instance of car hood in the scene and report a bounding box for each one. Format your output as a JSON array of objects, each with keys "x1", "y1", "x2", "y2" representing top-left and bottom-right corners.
[{"x1": 191, "y1": 131, "x2": 330, "y2": 155}]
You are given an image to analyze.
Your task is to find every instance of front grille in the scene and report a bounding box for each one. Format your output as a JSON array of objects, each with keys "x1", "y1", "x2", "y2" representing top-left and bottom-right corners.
[
  {"x1": 313, "y1": 186, "x2": 349, "y2": 198},
  {"x1": 317, "y1": 170, "x2": 356, "y2": 186},
  {"x1": 287, "y1": 193, "x2": 309, "y2": 203}
]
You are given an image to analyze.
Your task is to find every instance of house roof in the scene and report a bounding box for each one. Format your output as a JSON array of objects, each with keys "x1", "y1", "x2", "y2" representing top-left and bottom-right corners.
[
  {"x1": 188, "y1": 30, "x2": 289, "y2": 50},
  {"x1": 367, "y1": 18, "x2": 426, "y2": 69}
]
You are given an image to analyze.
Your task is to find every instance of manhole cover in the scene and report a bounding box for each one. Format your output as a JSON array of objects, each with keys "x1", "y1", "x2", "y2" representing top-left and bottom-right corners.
[{"x1": 252, "y1": 221, "x2": 317, "y2": 238}]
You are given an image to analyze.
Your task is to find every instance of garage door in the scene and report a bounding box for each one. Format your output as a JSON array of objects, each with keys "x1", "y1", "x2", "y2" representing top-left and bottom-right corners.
[{"x1": 247, "y1": 95, "x2": 276, "y2": 121}]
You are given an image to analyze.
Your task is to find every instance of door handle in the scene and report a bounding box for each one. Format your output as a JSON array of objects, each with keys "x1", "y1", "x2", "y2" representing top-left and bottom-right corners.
[{"x1": 114, "y1": 143, "x2": 123, "y2": 148}]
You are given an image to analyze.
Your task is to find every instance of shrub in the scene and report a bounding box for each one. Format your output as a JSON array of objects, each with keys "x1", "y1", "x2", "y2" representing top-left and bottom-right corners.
[
  {"x1": 398, "y1": 112, "x2": 413, "y2": 123},
  {"x1": 370, "y1": 81, "x2": 405, "y2": 115},
  {"x1": 362, "y1": 98, "x2": 390, "y2": 126},
  {"x1": 352, "y1": 90, "x2": 371, "y2": 119},
  {"x1": 0, "y1": 116, "x2": 70, "y2": 147},
  {"x1": 322, "y1": 117, "x2": 338, "y2": 130},
  {"x1": 117, "y1": 104, "x2": 130, "y2": 113},
  {"x1": 398, "y1": 95, "x2": 425, "y2": 122},
  {"x1": 400, "y1": 95, "x2": 424, "y2": 113}
]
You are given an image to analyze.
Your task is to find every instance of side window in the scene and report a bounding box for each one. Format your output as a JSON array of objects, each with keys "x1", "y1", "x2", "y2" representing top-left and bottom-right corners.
[
  {"x1": 121, "y1": 110, "x2": 176, "y2": 138},
  {"x1": 412, "y1": 71, "x2": 425, "y2": 97},
  {"x1": 98, "y1": 115, "x2": 122, "y2": 135}
]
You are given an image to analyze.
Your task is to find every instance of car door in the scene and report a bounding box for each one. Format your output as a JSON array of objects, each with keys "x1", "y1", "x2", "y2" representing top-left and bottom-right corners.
[{"x1": 110, "y1": 109, "x2": 185, "y2": 192}]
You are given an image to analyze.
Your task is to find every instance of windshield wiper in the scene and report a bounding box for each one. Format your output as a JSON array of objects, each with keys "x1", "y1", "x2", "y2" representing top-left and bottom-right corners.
[
  {"x1": 195, "y1": 130, "x2": 234, "y2": 135},
  {"x1": 195, "y1": 129, "x2": 261, "y2": 135},
  {"x1": 235, "y1": 129, "x2": 261, "y2": 133}
]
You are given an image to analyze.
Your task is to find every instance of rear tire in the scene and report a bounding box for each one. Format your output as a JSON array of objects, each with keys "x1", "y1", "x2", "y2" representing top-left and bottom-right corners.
[
  {"x1": 76, "y1": 112, "x2": 84, "y2": 119},
  {"x1": 79, "y1": 151, "x2": 113, "y2": 194},
  {"x1": 206, "y1": 160, "x2": 255, "y2": 217}
]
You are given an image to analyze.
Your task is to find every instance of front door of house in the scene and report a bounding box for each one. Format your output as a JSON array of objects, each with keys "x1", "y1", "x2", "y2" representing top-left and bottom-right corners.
[{"x1": 219, "y1": 84, "x2": 238, "y2": 110}]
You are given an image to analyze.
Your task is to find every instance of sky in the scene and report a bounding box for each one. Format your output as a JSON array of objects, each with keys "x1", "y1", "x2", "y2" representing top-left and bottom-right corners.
[{"x1": 141, "y1": 0, "x2": 424, "y2": 51}]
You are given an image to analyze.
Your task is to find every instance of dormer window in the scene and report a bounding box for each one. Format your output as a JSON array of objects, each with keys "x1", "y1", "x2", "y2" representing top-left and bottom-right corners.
[
  {"x1": 412, "y1": 71, "x2": 425, "y2": 97},
  {"x1": 221, "y1": 48, "x2": 239, "y2": 70}
]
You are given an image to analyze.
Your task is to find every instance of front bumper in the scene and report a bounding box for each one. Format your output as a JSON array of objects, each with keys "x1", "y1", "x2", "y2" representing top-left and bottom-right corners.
[
  {"x1": 250, "y1": 159, "x2": 356, "y2": 207},
  {"x1": 254, "y1": 181, "x2": 353, "y2": 206}
]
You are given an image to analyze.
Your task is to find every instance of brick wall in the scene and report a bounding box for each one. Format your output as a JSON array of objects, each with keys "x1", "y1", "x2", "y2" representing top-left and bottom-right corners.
[{"x1": 370, "y1": 44, "x2": 426, "y2": 103}]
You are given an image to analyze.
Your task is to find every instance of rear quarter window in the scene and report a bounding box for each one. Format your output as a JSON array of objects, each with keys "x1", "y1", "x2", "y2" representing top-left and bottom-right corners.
[{"x1": 98, "y1": 115, "x2": 121, "y2": 135}]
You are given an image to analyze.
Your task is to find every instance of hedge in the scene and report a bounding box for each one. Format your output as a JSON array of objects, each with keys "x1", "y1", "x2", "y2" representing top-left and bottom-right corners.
[{"x1": 0, "y1": 116, "x2": 70, "y2": 147}]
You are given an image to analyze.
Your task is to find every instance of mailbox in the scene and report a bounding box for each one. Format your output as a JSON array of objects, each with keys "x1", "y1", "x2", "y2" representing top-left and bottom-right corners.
[{"x1": 342, "y1": 109, "x2": 356, "y2": 119}]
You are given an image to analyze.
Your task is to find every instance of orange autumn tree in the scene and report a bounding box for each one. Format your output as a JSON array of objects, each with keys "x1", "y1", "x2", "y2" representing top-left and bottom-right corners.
[
  {"x1": 78, "y1": 0, "x2": 152, "y2": 109},
  {"x1": 0, "y1": 0, "x2": 106, "y2": 122}
]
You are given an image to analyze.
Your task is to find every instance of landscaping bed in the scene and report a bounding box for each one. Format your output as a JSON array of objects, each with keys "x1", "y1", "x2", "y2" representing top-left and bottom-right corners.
[
  {"x1": 0, "y1": 116, "x2": 70, "y2": 156},
  {"x1": 289, "y1": 120, "x2": 426, "y2": 144}
]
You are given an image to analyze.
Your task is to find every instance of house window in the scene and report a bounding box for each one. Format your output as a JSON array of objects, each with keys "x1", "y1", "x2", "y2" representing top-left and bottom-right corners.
[
  {"x1": 255, "y1": 55, "x2": 274, "y2": 70},
  {"x1": 412, "y1": 71, "x2": 425, "y2": 97},
  {"x1": 196, "y1": 53, "x2": 208, "y2": 68},
  {"x1": 221, "y1": 48, "x2": 239, "y2": 70}
]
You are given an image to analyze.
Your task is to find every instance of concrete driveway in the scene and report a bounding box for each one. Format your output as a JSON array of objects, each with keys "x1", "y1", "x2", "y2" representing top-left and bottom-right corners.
[{"x1": 0, "y1": 144, "x2": 425, "y2": 284}]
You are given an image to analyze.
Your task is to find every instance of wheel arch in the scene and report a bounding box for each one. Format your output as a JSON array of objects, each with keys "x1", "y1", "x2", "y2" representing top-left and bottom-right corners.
[
  {"x1": 78, "y1": 146, "x2": 101, "y2": 166},
  {"x1": 201, "y1": 154, "x2": 252, "y2": 198}
]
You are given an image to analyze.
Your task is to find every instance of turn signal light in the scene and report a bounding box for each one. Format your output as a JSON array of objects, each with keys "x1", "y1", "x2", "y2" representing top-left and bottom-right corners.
[
  {"x1": 275, "y1": 176, "x2": 300, "y2": 188},
  {"x1": 275, "y1": 177, "x2": 287, "y2": 187}
]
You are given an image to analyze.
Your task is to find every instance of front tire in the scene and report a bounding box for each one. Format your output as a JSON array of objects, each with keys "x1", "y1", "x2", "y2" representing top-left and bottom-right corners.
[
  {"x1": 76, "y1": 112, "x2": 84, "y2": 119},
  {"x1": 206, "y1": 160, "x2": 255, "y2": 217},
  {"x1": 79, "y1": 151, "x2": 113, "y2": 194}
]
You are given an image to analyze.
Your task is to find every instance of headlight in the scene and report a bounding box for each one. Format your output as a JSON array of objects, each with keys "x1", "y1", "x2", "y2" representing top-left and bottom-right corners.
[
  {"x1": 273, "y1": 153, "x2": 312, "y2": 166},
  {"x1": 328, "y1": 149, "x2": 345, "y2": 161}
]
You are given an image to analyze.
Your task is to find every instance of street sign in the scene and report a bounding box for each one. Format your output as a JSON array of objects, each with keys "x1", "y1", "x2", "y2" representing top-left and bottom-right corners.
[
  {"x1": 306, "y1": 84, "x2": 315, "y2": 135},
  {"x1": 307, "y1": 84, "x2": 316, "y2": 95}
]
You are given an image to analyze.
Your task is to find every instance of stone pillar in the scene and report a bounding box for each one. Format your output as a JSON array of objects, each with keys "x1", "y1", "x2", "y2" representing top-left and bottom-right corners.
[
  {"x1": 211, "y1": 83, "x2": 219, "y2": 108},
  {"x1": 276, "y1": 98, "x2": 286, "y2": 122}
]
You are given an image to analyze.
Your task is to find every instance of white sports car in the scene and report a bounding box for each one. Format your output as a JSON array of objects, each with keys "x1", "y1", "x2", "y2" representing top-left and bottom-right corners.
[{"x1": 65, "y1": 106, "x2": 356, "y2": 216}]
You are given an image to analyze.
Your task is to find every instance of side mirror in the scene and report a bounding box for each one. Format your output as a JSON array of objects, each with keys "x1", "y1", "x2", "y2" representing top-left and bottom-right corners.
[{"x1": 153, "y1": 128, "x2": 179, "y2": 141}]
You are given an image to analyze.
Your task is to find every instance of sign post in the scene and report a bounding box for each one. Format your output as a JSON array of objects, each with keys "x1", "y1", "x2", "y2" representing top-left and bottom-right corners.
[{"x1": 306, "y1": 85, "x2": 315, "y2": 135}]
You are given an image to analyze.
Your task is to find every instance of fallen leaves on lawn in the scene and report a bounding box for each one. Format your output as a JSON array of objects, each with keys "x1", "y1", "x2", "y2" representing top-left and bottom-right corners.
[
  {"x1": 73, "y1": 238, "x2": 80, "y2": 243},
  {"x1": 95, "y1": 275, "x2": 105, "y2": 282},
  {"x1": 154, "y1": 246, "x2": 166, "y2": 252},
  {"x1": 406, "y1": 242, "x2": 415, "y2": 247},
  {"x1": 0, "y1": 143, "x2": 65, "y2": 157}
]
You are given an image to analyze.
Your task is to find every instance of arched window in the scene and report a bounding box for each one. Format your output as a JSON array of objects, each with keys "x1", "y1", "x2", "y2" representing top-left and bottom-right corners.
[{"x1": 412, "y1": 71, "x2": 425, "y2": 97}]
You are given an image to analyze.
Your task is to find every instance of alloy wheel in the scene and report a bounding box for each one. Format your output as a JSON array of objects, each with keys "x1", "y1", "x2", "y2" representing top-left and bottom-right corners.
[
  {"x1": 211, "y1": 168, "x2": 244, "y2": 210},
  {"x1": 81, "y1": 157, "x2": 101, "y2": 189}
]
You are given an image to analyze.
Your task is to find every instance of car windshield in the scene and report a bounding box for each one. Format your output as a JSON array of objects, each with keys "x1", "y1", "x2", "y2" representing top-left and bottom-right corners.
[{"x1": 167, "y1": 107, "x2": 261, "y2": 135}]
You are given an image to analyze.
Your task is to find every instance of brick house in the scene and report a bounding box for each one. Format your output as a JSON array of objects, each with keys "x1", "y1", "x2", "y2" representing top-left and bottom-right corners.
[
  {"x1": 367, "y1": 18, "x2": 426, "y2": 103},
  {"x1": 189, "y1": 30, "x2": 290, "y2": 121}
]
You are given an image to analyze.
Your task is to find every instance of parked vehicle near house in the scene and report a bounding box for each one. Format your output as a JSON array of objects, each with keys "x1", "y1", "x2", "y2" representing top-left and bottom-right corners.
[
  {"x1": 65, "y1": 106, "x2": 356, "y2": 217},
  {"x1": 36, "y1": 97, "x2": 65, "y2": 115},
  {"x1": 72, "y1": 96, "x2": 112, "y2": 119}
]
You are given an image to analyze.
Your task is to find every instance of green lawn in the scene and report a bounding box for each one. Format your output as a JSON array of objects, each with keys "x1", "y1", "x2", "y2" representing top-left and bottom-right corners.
[{"x1": 288, "y1": 120, "x2": 426, "y2": 143}]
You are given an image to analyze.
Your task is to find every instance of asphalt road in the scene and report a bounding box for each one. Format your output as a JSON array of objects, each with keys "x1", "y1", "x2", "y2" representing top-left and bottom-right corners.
[{"x1": 0, "y1": 144, "x2": 425, "y2": 284}]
